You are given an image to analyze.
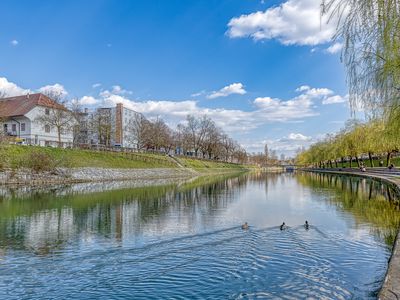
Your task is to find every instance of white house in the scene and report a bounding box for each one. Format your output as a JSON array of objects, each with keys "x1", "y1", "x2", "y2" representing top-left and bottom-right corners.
[{"x1": 0, "y1": 93, "x2": 74, "y2": 146}]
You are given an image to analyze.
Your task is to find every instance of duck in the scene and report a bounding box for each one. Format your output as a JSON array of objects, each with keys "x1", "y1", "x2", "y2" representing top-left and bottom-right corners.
[
  {"x1": 304, "y1": 220, "x2": 309, "y2": 230},
  {"x1": 241, "y1": 222, "x2": 249, "y2": 230},
  {"x1": 280, "y1": 222, "x2": 286, "y2": 230}
]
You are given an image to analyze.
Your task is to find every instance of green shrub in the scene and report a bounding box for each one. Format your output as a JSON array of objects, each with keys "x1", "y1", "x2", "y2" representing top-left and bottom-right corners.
[{"x1": 22, "y1": 150, "x2": 60, "y2": 173}]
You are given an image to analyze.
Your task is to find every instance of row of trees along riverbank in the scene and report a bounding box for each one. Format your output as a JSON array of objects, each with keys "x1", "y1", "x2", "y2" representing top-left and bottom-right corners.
[{"x1": 296, "y1": 119, "x2": 399, "y2": 168}]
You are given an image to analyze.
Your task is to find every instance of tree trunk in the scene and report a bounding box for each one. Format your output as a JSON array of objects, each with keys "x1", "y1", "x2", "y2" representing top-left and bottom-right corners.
[
  {"x1": 329, "y1": 160, "x2": 333, "y2": 168},
  {"x1": 349, "y1": 157, "x2": 353, "y2": 168},
  {"x1": 355, "y1": 156, "x2": 360, "y2": 168},
  {"x1": 335, "y1": 160, "x2": 338, "y2": 168},
  {"x1": 368, "y1": 152, "x2": 374, "y2": 168},
  {"x1": 386, "y1": 151, "x2": 392, "y2": 166},
  {"x1": 342, "y1": 157, "x2": 345, "y2": 168},
  {"x1": 57, "y1": 128, "x2": 62, "y2": 148}
]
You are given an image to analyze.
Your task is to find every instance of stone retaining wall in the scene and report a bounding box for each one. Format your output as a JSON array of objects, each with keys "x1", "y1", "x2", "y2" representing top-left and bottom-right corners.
[{"x1": 0, "y1": 167, "x2": 197, "y2": 186}]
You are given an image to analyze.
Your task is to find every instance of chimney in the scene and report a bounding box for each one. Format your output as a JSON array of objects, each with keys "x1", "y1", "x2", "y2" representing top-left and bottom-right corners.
[{"x1": 26, "y1": 93, "x2": 30, "y2": 99}]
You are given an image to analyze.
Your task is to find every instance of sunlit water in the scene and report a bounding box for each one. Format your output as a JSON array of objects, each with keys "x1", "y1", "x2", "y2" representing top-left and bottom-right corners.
[{"x1": 0, "y1": 172, "x2": 399, "y2": 299}]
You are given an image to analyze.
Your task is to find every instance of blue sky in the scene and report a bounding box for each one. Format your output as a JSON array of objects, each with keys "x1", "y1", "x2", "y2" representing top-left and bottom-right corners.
[{"x1": 0, "y1": 0, "x2": 353, "y2": 156}]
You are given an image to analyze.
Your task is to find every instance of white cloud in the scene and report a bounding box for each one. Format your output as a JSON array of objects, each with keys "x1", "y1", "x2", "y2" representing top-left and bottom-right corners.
[
  {"x1": 98, "y1": 84, "x2": 342, "y2": 132},
  {"x1": 296, "y1": 85, "x2": 310, "y2": 92},
  {"x1": 227, "y1": 0, "x2": 340, "y2": 46},
  {"x1": 283, "y1": 133, "x2": 312, "y2": 141},
  {"x1": 38, "y1": 83, "x2": 68, "y2": 98},
  {"x1": 0, "y1": 77, "x2": 30, "y2": 97},
  {"x1": 207, "y1": 83, "x2": 246, "y2": 99},
  {"x1": 10, "y1": 40, "x2": 18, "y2": 46},
  {"x1": 111, "y1": 85, "x2": 132, "y2": 95},
  {"x1": 79, "y1": 96, "x2": 98, "y2": 105},
  {"x1": 191, "y1": 90, "x2": 206, "y2": 97},
  {"x1": 92, "y1": 83, "x2": 101, "y2": 89},
  {"x1": 322, "y1": 94, "x2": 347, "y2": 105},
  {"x1": 241, "y1": 133, "x2": 315, "y2": 157},
  {"x1": 326, "y1": 42, "x2": 343, "y2": 54}
]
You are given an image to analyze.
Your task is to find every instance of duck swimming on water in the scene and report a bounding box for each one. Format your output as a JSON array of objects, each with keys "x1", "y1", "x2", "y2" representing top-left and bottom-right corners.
[
  {"x1": 241, "y1": 222, "x2": 249, "y2": 230},
  {"x1": 304, "y1": 220, "x2": 309, "y2": 230},
  {"x1": 280, "y1": 222, "x2": 286, "y2": 230}
]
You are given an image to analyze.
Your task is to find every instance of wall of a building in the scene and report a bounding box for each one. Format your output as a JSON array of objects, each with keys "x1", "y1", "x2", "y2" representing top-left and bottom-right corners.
[{"x1": 24, "y1": 106, "x2": 74, "y2": 145}]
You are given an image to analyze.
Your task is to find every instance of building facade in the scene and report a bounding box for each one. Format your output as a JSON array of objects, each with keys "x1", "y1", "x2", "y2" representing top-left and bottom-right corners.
[
  {"x1": 87, "y1": 103, "x2": 142, "y2": 148},
  {"x1": 0, "y1": 93, "x2": 74, "y2": 146}
]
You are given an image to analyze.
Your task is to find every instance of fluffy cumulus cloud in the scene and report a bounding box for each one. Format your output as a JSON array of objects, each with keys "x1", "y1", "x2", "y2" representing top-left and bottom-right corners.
[
  {"x1": 95, "y1": 83, "x2": 345, "y2": 133},
  {"x1": 0, "y1": 77, "x2": 30, "y2": 97},
  {"x1": 79, "y1": 96, "x2": 99, "y2": 105},
  {"x1": 281, "y1": 133, "x2": 312, "y2": 141},
  {"x1": 252, "y1": 85, "x2": 338, "y2": 121},
  {"x1": 326, "y1": 42, "x2": 343, "y2": 54},
  {"x1": 111, "y1": 85, "x2": 132, "y2": 95},
  {"x1": 227, "y1": 0, "x2": 340, "y2": 46},
  {"x1": 38, "y1": 83, "x2": 68, "y2": 98},
  {"x1": 241, "y1": 132, "x2": 315, "y2": 157},
  {"x1": 207, "y1": 83, "x2": 246, "y2": 99},
  {"x1": 322, "y1": 94, "x2": 347, "y2": 104}
]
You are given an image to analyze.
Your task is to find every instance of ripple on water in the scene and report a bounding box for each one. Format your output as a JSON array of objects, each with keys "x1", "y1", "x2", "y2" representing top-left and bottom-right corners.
[{"x1": 0, "y1": 225, "x2": 389, "y2": 300}]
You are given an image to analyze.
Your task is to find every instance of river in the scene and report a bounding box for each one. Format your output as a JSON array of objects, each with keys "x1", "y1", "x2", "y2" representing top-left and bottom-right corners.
[{"x1": 0, "y1": 172, "x2": 399, "y2": 299}]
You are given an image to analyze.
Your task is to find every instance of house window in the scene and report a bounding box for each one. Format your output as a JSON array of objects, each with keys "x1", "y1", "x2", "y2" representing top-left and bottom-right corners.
[
  {"x1": 45, "y1": 125, "x2": 50, "y2": 133},
  {"x1": 45, "y1": 108, "x2": 50, "y2": 115},
  {"x1": 21, "y1": 123, "x2": 26, "y2": 131},
  {"x1": 12, "y1": 124, "x2": 16, "y2": 132}
]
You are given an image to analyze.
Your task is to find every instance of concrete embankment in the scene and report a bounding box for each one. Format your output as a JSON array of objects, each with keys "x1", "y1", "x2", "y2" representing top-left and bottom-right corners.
[
  {"x1": 302, "y1": 168, "x2": 400, "y2": 300},
  {"x1": 0, "y1": 167, "x2": 249, "y2": 186},
  {"x1": 0, "y1": 167, "x2": 197, "y2": 186}
]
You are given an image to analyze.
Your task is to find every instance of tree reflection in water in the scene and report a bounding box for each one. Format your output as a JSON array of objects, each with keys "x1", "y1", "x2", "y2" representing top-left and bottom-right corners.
[{"x1": 297, "y1": 172, "x2": 400, "y2": 247}]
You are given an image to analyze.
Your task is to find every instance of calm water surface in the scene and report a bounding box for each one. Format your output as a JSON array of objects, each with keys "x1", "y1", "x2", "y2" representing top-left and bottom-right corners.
[{"x1": 0, "y1": 172, "x2": 399, "y2": 299}]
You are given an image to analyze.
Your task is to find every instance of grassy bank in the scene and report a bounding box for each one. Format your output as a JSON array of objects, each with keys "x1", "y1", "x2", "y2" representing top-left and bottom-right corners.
[{"x1": 0, "y1": 145, "x2": 249, "y2": 172}]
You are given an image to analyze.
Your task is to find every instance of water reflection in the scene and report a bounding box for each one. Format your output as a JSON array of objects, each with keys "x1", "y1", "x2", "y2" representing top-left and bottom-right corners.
[
  {"x1": 0, "y1": 172, "x2": 399, "y2": 299},
  {"x1": 0, "y1": 173, "x2": 247, "y2": 254},
  {"x1": 297, "y1": 172, "x2": 400, "y2": 246}
]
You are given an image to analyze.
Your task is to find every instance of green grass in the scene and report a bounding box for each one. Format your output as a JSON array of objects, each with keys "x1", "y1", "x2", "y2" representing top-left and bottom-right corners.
[
  {"x1": 0, "y1": 145, "x2": 250, "y2": 171},
  {"x1": 0, "y1": 145, "x2": 176, "y2": 169}
]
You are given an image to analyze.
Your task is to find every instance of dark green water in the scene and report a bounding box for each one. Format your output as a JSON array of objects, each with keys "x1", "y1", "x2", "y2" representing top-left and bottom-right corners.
[{"x1": 0, "y1": 172, "x2": 399, "y2": 299}]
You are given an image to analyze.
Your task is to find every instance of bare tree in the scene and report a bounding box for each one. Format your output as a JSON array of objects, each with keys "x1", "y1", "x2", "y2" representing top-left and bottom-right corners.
[
  {"x1": 125, "y1": 113, "x2": 151, "y2": 150},
  {"x1": 182, "y1": 115, "x2": 214, "y2": 157},
  {"x1": 201, "y1": 122, "x2": 220, "y2": 159},
  {"x1": 145, "y1": 118, "x2": 173, "y2": 152},
  {"x1": 90, "y1": 109, "x2": 112, "y2": 146},
  {"x1": 35, "y1": 91, "x2": 75, "y2": 147}
]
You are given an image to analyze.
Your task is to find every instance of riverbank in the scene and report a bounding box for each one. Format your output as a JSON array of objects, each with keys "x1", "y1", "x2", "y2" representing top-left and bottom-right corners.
[
  {"x1": 0, "y1": 145, "x2": 251, "y2": 186},
  {"x1": 0, "y1": 166, "x2": 251, "y2": 186},
  {"x1": 301, "y1": 168, "x2": 400, "y2": 300}
]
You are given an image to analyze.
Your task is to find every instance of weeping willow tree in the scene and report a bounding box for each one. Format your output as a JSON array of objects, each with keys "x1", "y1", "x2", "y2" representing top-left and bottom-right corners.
[{"x1": 322, "y1": 0, "x2": 400, "y2": 120}]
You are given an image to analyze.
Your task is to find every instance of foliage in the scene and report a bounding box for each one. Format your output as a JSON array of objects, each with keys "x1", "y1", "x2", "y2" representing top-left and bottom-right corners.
[
  {"x1": 296, "y1": 117, "x2": 400, "y2": 167},
  {"x1": 323, "y1": 0, "x2": 400, "y2": 115}
]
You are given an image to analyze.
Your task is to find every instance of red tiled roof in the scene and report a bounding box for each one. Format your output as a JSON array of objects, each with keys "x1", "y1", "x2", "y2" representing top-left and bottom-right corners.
[{"x1": 0, "y1": 93, "x2": 67, "y2": 117}]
